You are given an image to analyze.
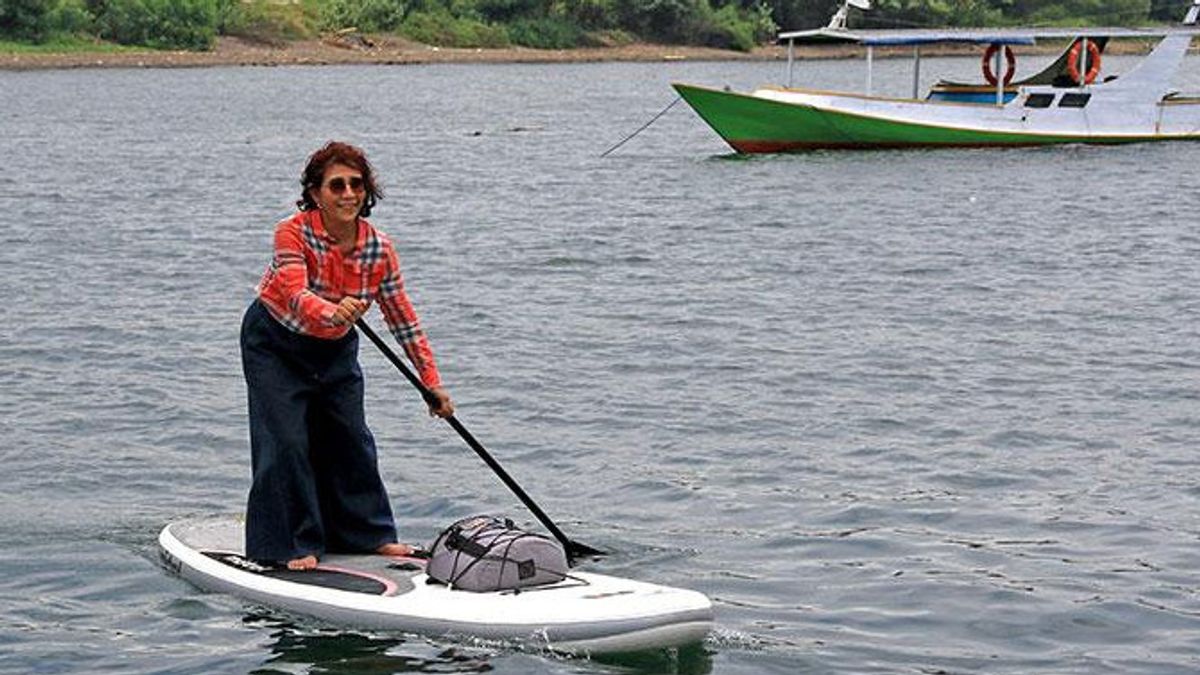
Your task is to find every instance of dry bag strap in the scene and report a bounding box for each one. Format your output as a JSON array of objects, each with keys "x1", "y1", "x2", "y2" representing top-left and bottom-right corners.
[{"x1": 446, "y1": 527, "x2": 491, "y2": 559}]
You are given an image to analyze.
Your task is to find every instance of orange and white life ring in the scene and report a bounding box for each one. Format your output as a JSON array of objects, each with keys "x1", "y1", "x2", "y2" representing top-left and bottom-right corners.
[
  {"x1": 982, "y1": 43, "x2": 1016, "y2": 86},
  {"x1": 1066, "y1": 39, "x2": 1102, "y2": 85}
]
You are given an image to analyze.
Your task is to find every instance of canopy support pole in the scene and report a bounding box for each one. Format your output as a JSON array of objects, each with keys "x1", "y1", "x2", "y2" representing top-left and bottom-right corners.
[
  {"x1": 866, "y1": 45, "x2": 873, "y2": 96},
  {"x1": 787, "y1": 38, "x2": 795, "y2": 87},
  {"x1": 912, "y1": 45, "x2": 921, "y2": 99},
  {"x1": 995, "y1": 44, "x2": 1004, "y2": 105},
  {"x1": 1080, "y1": 37, "x2": 1089, "y2": 87}
]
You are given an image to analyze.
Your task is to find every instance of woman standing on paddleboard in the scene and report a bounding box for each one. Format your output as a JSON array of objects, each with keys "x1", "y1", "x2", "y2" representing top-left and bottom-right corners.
[{"x1": 240, "y1": 141, "x2": 454, "y2": 571}]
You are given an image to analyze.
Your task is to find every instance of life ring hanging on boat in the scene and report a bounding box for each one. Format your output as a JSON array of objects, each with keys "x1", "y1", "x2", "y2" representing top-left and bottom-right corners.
[
  {"x1": 982, "y1": 43, "x2": 1016, "y2": 86},
  {"x1": 1066, "y1": 39, "x2": 1102, "y2": 85}
]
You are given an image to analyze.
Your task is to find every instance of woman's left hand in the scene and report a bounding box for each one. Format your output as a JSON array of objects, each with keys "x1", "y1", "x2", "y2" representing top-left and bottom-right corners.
[{"x1": 426, "y1": 386, "x2": 455, "y2": 418}]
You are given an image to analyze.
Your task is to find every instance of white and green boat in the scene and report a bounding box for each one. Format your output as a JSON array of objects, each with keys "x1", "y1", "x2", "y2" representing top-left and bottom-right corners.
[{"x1": 674, "y1": 0, "x2": 1200, "y2": 152}]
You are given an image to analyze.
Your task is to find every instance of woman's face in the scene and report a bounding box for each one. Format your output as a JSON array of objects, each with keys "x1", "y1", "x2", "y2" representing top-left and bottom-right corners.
[{"x1": 315, "y1": 162, "x2": 365, "y2": 227}]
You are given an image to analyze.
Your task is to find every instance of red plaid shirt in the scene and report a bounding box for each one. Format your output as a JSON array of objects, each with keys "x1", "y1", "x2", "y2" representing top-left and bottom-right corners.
[{"x1": 256, "y1": 210, "x2": 442, "y2": 388}]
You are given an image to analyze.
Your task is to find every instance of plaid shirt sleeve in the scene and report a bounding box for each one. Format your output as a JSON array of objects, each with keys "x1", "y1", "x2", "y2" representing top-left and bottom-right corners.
[
  {"x1": 269, "y1": 219, "x2": 339, "y2": 328},
  {"x1": 376, "y1": 241, "x2": 442, "y2": 389}
]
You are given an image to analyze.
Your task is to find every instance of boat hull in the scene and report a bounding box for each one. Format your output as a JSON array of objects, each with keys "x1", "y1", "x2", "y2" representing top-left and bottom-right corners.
[{"x1": 673, "y1": 82, "x2": 1200, "y2": 152}]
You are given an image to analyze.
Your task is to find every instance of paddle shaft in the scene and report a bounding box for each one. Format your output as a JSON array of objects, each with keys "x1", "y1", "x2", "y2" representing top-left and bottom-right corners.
[{"x1": 354, "y1": 319, "x2": 602, "y2": 561}]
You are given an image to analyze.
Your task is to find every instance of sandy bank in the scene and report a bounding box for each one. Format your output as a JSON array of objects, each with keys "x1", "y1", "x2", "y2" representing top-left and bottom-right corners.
[{"x1": 1, "y1": 35, "x2": 788, "y2": 71}]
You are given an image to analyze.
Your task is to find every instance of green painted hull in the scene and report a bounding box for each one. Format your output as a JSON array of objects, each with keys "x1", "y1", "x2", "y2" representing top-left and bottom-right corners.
[{"x1": 672, "y1": 83, "x2": 1158, "y2": 153}]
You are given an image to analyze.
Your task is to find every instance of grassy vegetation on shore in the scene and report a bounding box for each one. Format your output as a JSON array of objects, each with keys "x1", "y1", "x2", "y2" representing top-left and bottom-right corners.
[
  {"x1": 0, "y1": 0, "x2": 775, "y2": 54},
  {"x1": 0, "y1": 0, "x2": 1190, "y2": 60},
  {"x1": 0, "y1": 36, "x2": 141, "y2": 55}
]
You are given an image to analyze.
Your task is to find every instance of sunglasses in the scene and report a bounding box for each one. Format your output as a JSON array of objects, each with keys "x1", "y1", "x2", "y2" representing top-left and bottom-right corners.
[{"x1": 324, "y1": 176, "x2": 365, "y2": 194}]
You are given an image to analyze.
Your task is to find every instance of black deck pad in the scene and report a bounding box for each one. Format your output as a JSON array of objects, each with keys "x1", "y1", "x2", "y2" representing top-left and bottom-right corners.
[{"x1": 204, "y1": 552, "x2": 390, "y2": 595}]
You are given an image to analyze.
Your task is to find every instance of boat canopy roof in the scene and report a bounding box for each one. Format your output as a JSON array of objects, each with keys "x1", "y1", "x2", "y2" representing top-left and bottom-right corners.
[{"x1": 778, "y1": 25, "x2": 1200, "y2": 45}]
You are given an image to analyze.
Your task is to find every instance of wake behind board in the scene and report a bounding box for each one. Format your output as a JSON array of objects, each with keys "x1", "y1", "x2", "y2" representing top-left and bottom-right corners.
[{"x1": 158, "y1": 516, "x2": 713, "y2": 654}]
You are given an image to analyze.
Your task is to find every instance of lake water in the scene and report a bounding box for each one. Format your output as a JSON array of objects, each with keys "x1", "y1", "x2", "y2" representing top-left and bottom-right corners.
[{"x1": 1, "y1": 52, "x2": 1199, "y2": 674}]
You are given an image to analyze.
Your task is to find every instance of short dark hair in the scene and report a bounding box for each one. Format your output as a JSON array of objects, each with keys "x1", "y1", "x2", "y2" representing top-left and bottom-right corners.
[{"x1": 296, "y1": 141, "x2": 383, "y2": 217}]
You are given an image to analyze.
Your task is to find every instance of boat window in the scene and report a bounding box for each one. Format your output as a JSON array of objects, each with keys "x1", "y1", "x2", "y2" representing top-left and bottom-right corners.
[
  {"x1": 1058, "y1": 93, "x2": 1091, "y2": 108},
  {"x1": 1024, "y1": 93, "x2": 1055, "y2": 108}
]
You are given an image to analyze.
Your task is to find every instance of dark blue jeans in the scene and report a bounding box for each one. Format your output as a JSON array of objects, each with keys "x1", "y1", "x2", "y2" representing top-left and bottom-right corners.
[{"x1": 240, "y1": 300, "x2": 398, "y2": 563}]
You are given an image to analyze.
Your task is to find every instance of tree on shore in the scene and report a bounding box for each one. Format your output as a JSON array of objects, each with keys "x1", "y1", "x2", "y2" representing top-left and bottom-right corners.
[
  {"x1": 0, "y1": 0, "x2": 90, "y2": 42},
  {"x1": 0, "y1": 0, "x2": 1191, "y2": 52}
]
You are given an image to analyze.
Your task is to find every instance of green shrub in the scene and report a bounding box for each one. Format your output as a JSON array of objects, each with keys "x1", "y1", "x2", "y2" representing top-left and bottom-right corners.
[
  {"x1": 398, "y1": 8, "x2": 509, "y2": 47},
  {"x1": 1151, "y1": 0, "x2": 1191, "y2": 20},
  {"x1": 612, "y1": 0, "x2": 705, "y2": 43},
  {"x1": 507, "y1": 16, "x2": 587, "y2": 48},
  {"x1": 0, "y1": 0, "x2": 56, "y2": 41},
  {"x1": 696, "y1": 2, "x2": 774, "y2": 51},
  {"x1": 473, "y1": 0, "x2": 545, "y2": 22},
  {"x1": 318, "y1": 0, "x2": 408, "y2": 32},
  {"x1": 562, "y1": 0, "x2": 615, "y2": 29},
  {"x1": 220, "y1": 0, "x2": 314, "y2": 44},
  {"x1": 52, "y1": 0, "x2": 92, "y2": 35},
  {"x1": 1025, "y1": 0, "x2": 1149, "y2": 26},
  {"x1": 869, "y1": 0, "x2": 1004, "y2": 27},
  {"x1": 0, "y1": 0, "x2": 91, "y2": 42},
  {"x1": 766, "y1": 0, "x2": 839, "y2": 33},
  {"x1": 693, "y1": 4, "x2": 748, "y2": 50},
  {"x1": 95, "y1": 0, "x2": 219, "y2": 50},
  {"x1": 609, "y1": 0, "x2": 773, "y2": 47}
]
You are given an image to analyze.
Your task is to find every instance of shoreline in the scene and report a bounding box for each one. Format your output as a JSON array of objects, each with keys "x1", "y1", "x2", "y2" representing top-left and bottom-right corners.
[
  {"x1": 0, "y1": 34, "x2": 1135, "y2": 72},
  {"x1": 0, "y1": 36, "x2": 790, "y2": 71}
]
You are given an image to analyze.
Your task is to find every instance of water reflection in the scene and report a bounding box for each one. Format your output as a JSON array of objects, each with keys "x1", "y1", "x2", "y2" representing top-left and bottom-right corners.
[
  {"x1": 242, "y1": 611, "x2": 713, "y2": 674},
  {"x1": 591, "y1": 643, "x2": 713, "y2": 674},
  {"x1": 245, "y1": 612, "x2": 494, "y2": 674}
]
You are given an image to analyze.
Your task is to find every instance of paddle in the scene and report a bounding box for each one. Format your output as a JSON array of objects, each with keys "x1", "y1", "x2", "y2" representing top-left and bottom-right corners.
[{"x1": 355, "y1": 318, "x2": 605, "y2": 564}]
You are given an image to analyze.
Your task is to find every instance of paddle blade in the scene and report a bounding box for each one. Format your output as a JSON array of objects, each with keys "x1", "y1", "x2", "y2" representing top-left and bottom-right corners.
[{"x1": 566, "y1": 540, "x2": 606, "y2": 565}]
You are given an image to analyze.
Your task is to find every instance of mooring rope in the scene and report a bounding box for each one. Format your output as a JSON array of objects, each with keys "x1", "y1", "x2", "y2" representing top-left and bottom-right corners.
[{"x1": 599, "y1": 95, "x2": 682, "y2": 158}]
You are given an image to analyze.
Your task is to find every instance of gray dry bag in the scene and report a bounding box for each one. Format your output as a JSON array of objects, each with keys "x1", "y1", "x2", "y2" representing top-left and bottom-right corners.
[{"x1": 426, "y1": 515, "x2": 568, "y2": 592}]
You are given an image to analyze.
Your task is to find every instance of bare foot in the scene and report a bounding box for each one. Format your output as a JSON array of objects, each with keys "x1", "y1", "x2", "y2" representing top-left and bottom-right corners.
[
  {"x1": 377, "y1": 542, "x2": 415, "y2": 557},
  {"x1": 286, "y1": 554, "x2": 318, "y2": 570}
]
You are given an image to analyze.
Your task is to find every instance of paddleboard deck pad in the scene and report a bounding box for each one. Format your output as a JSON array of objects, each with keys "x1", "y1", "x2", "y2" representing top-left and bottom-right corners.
[{"x1": 159, "y1": 516, "x2": 713, "y2": 654}]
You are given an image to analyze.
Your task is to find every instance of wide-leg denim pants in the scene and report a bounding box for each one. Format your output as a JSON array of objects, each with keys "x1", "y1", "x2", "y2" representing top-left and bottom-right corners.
[{"x1": 240, "y1": 300, "x2": 398, "y2": 563}]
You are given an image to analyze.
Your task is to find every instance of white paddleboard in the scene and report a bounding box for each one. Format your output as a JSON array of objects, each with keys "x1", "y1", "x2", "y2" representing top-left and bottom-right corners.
[{"x1": 158, "y1": 516, "x2": 713, "y2": 654}]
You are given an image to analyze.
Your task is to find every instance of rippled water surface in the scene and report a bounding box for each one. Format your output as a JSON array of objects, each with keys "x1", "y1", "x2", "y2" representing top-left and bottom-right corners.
[{"x1": 2, "y1": 53, "x2": 1199, "y2": 674}]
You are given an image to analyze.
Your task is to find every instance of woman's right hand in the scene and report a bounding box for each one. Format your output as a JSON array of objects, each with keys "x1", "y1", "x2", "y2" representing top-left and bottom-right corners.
[
  {"x1": 425, "y1": 386, "x2": 455, "y2": 418},
  {"x1": 332, "y1": 297, "x2": 368, "y2": 326}
]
